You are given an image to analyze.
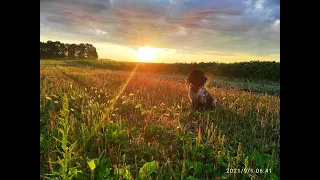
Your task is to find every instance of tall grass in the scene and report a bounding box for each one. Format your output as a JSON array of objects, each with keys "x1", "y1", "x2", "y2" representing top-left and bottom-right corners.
[
  {"x1": 40, "y1": 60, "x2": 280, "y2": 179},
  {"x1": 45, "y1": 95, "x2": 82, "y2": 179}
]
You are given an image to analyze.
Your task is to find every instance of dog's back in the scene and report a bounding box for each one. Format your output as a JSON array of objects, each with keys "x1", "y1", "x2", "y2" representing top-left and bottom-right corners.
[{"x1": 189, "y1": 86, "x2": 217, "y2": 110}]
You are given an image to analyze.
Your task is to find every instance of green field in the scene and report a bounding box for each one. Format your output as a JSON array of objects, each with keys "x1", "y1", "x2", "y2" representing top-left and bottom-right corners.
[{"x1": 40, "y1": 60, "x2": 280, "y2": 180}]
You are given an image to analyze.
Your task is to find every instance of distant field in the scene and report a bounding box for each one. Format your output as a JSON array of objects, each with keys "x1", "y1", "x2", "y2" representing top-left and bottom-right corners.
[
  {"x1": 40, "y1": 60, "x2": 280, "y2": 179},
  {"x1": 41, "y1": 59, "x2": 280, "y2": 95},
  {"x1": 207, "y1": 77, "x2": 280, "y2": 96}
]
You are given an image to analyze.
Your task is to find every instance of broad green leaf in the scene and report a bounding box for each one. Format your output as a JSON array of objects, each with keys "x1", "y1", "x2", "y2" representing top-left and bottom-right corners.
[
  {"x1": 139, "y1": 160, "x2": 156, "y2": 179},
  {"x1": 220, "y1": 172, "x2": 229, "y2": 180},
  {"x1": 270, "y1": 173, "x2": 279, "y2": 180},
  {"x1": 100, "y1": 158, "x2": 111, "y2": 170},
  {"x1": 193, "y1": 161, "x2": 202, "y2": 174},
  {"x1": 87, "y1": 159, "x2": 96, "y2": 171}
]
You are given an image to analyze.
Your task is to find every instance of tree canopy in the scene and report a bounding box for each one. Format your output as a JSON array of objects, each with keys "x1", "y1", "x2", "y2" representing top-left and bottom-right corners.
[{"x1": 40, "y1": 41, "x2": 98, "y2": 60}]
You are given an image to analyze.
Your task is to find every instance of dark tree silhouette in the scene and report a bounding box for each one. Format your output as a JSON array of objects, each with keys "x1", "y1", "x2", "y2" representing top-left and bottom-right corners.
[
  {"x1": 85, "y1": 43, "x2": 98, "y2": 60},
  {"x1": 40, "y1": 41, "x2": 99, "y2": 60}
]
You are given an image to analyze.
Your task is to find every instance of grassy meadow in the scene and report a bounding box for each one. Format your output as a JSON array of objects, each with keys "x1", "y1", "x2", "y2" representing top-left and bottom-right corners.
[{"x1": 40, "y1": 60, "x2": 280, "y2": 180}]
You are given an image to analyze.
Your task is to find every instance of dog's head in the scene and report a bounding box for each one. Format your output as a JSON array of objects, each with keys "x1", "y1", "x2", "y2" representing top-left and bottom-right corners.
[{"x1": 187, "y1": 69, "x2": 207, "y2": 89}]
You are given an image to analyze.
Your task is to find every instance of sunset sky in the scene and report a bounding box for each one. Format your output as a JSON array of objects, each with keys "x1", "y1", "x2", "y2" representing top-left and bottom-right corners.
[{"x1": 40, "y1": 0, "x2": 280, "y2": 63}]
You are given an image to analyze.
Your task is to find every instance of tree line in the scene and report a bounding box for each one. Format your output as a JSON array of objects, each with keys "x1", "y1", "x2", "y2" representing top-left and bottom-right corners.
[
  {"x1": 40, "y1": 41, "x2": 98, "y2": 60},
  {"x1": 197, "y1": 61, "x2": 280, "y2": 82},
  {"x1": 136, "y1": 61, "x2": 280, "y2": 82},
  {"x1": 73, "y1": 60, "x2": 280, "y2": 82}
]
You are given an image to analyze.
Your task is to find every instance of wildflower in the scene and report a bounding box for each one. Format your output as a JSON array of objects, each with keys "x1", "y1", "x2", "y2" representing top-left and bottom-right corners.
[
  {"x1": 129, "y1": 93, "x2": 134, "y2": 96},
  {"x1": 87, "y1": 160, "x2": 96, "y2": 171},
  {"x1": 54, "y1": 101, "x2": 58, "y2": 104},
  {"x1": 222, "y1": 97, "x2": 226, "y2": 100},
  {"x1": 45, "y1": 96, "x2": 52, "y2": 101},
  {"x1": 70, "y1": 108, "x2": 74, "y2": 112},
  {"x1": 110, "y1": 120, "x2": 114, "y2": 123},
  {"x1": 177, "y1": 126, "x2": 180, "y2": 129}
]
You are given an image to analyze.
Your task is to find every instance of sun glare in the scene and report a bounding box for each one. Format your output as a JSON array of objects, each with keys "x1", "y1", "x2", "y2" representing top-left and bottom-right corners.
[{"x1": 136, "y1": 47, "x2": 159, "y2": 62}]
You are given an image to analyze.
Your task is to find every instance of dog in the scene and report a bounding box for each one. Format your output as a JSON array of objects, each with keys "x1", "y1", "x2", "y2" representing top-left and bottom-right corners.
[{"x1": 187, "y1": 69, "x2": 217, "y2": 110}]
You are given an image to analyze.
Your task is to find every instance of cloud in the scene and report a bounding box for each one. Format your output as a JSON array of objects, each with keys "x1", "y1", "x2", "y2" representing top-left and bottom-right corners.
[
  {"x1": 79, "y1": 29, "x2": 108, "y2": 36},
  {"x1": 40, "y1": 0, "x2": 280, "y2": 58},
  {"x1": 40, "y1": 22, "x2": 48, "y2": 28},
  {"x1": 272, "y1": 19, "x2": 280, "y2": 30},
  {"x1": 170, "y1": 0, "x2": 186, "y2": 4},
  {"x1": 202, "y1": 51, "x2": 236, "y2": 56}
]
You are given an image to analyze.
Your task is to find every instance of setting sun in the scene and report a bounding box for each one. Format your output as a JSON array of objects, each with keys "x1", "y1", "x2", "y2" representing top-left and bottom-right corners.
[{"x1": 136, "y1": 47, "x2": 159, "y2": 62}]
